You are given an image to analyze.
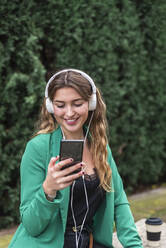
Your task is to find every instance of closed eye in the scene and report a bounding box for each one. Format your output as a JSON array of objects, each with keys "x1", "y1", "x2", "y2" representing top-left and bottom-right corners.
[
  {"x1": 74, "y1": 103, "x2": 83, "y2": 107},
  {"x1": 56, "y1": 105, "x2": 65, "y2": 108}
]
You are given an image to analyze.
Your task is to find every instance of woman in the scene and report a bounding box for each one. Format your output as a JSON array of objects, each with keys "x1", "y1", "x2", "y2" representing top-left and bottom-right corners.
[{"x1": 9, "y1": 69, "x2": 143, "y2": 248}]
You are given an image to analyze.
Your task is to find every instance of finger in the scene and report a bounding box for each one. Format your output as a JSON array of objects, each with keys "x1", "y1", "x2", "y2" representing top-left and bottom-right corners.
[
  {"x1": 63, "y1": 170, "x2": 83, "y2": 183},
  {"x1": 54, "y1": 158, "x2": 74, "y2": 171},
  {"x1": 59, "y1": 181, "x2": 74, "y2": 190},
  {"x1": 56, "y1": 169, "x2": 83, "y2": 186},
  {"x1": 49, "y1": 156, "x2": 59, "y2": 168},
  {"x1": 80, "y1": 162, "x2": 86, "y2": 172},
  {"x1": 60, "y1": 162, "x2": 82, "y2": 177}
]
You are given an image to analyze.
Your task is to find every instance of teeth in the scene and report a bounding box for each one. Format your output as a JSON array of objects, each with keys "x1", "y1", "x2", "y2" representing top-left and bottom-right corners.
[{"x1": 67, "y1": 119, "x2": 75, "y2": 122}]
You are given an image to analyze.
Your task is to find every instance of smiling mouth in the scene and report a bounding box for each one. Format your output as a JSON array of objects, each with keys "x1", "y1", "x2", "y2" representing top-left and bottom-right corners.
[{"x1": 65, "y1": 118, "x2": 79, "y2": 125}]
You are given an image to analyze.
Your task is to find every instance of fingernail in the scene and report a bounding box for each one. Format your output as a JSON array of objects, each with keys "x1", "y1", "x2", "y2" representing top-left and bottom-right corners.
[
  {"x1": 70, "y1": 158, "x2": 73, "y2": 162},
  {"x1": 80, "y1": 163, "x2": 83, "y2": 167}
]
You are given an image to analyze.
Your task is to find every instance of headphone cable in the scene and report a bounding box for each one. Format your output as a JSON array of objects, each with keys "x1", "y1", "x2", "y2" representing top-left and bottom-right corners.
[{"x1": 71, "y1": 111, "x2": 94, "y2": 247}]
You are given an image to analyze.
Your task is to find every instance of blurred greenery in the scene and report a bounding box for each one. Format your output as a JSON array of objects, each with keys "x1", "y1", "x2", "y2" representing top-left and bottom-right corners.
[
  {"x1": 0, "y1": 235, "x2": 12, "y2": 248},
  {"x1": 130, "y1": 190, "x2": 166, "y2": 223},
  {"x1": 0, "y1": 0, "x2": 166, "y2": 227}
]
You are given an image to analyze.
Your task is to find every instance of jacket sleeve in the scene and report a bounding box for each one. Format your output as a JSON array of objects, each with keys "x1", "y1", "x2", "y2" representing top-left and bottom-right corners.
[
  {"x1": 19, "y1": 135, "x2": 63, "y2": 237},
  {"x1": 108, "y1": 146, "x2": 143, "y2": 247}
]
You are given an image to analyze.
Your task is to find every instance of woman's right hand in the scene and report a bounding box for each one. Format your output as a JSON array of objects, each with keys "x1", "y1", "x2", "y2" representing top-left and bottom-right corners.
[{"x1": 43, "y1": 156, "x2": 83, "y2": 198}]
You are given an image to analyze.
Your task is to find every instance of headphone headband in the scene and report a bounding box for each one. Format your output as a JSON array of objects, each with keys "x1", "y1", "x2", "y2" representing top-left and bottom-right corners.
[
  {"x1": 45, "y1": 68, "x2": 96, "y2": 97},
  {"x1": 45, "y1": 68, "x2": 97, "y2": 113}
]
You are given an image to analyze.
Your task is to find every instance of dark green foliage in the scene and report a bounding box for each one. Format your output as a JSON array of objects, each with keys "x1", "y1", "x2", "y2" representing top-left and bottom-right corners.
[
  {"x1": 0, "y1": 0, "x2": 166, "y2": 227},
  {"x1": 0, "y1": 0, "x2": 46, "y2": 228}
]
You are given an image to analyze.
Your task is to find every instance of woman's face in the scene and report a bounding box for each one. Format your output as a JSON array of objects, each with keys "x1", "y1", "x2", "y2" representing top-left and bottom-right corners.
[{"x1": 53, "y1": 87, "x2": 89, "y2": 139}]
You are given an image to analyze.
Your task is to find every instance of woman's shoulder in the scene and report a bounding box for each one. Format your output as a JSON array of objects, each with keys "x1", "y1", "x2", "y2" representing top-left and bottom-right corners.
[
  {"x1": 22, "y1": 133, "x2": 52, "y2": 159},
  {"x1": 107, "y1": 144, "x2": 117, "y2": 172},
  {"x1": 28, "y1": 132, "x2": 51, "y2": 147},
  {"x1": 26, "y1": 127, "x2": 61, "y2": 151},
  {"x1": 107, "y1": 144, "x2": 113, "y2": 162}
]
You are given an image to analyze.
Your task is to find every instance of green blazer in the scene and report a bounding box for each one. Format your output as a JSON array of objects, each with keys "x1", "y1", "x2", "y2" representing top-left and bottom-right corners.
[{"x1": 9, "y1": 127, "x2": 143, "y2": 248}]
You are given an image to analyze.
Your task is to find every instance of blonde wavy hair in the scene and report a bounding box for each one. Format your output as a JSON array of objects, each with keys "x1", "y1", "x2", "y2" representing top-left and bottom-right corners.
[{"x1": 35, "y1": 71, "x2": 112, "y2": 191}]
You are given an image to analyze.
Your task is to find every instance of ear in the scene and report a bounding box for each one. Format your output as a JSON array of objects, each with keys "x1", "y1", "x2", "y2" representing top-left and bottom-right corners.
[
  {"x1": 89, "y1": 93, "x2": 97, "y2": 111},
  {"x1": 46, "y1": 98, "x2": 54, "y2": 113}
]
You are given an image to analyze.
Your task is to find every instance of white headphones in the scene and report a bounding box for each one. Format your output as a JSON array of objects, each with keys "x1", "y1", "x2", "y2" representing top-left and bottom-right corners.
[{"x1": 45, "y1": 69, "x2": 97, "y2": 113}]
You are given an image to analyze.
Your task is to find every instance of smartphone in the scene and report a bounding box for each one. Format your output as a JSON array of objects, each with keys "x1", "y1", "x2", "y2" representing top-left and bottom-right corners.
[{"x1": 59, "y1": 139, "x2": 84, "y2": 173}]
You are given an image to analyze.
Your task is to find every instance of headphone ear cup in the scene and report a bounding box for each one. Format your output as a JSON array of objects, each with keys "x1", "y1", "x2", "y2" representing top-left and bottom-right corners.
[
  {"x1": 46, "y1": 98, "x2": 54, "y2": 113},
  {"x1": 89, "y1": 93, "x2": 97, "y2": 111}
]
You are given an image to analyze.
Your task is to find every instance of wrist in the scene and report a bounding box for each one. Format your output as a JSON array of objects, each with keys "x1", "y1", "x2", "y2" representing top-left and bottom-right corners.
[
  {"x1": 44, "y1": 192, "x2": 56, "y2": 202},
  {"x1": 43, "y1": 182, "x2": 57, "y2": 200}
]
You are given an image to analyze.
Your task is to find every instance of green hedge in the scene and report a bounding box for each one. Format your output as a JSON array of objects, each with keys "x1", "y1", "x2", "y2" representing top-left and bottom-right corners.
[{"x1": 0, "y1": 0, "x2": 166, "y2": 227}]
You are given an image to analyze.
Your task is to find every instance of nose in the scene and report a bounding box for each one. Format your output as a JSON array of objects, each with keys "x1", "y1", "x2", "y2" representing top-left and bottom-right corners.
[{"x1": 65, "y1": 105, "x2": 75, "y2": 117}]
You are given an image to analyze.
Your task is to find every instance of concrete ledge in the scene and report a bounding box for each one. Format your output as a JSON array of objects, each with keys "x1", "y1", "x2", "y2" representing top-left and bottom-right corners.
[{"x1": 113, "y1": 218, "x2": 166, "y2": 247}]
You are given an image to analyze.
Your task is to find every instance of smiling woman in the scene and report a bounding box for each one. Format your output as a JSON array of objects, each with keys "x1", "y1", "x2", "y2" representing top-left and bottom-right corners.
[
  {"x1": 8, "y1": 69, "x2": 143, "y2": 248},
  {"x1": 52, "y1": 87, "x2": 89, "y2": 139}
]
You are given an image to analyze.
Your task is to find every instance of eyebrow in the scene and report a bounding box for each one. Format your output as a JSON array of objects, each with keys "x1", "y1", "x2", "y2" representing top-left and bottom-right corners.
[{"x1": 53, "y1": 98, "x2": 84, "y2": 103}]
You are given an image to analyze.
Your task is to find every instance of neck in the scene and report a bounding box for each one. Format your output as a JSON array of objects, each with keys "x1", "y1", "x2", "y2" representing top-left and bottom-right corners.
[{"x1": 61, "y1": 128, "x2": 84, "y2": 140}]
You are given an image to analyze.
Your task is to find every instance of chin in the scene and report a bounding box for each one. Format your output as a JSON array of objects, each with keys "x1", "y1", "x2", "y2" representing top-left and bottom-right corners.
[
  {"x1": 67, "y1": 127, "x2": 80, "y2": 133},
  {"x1": 64, "y1": 125, "x2": 82, "y2": 133}
]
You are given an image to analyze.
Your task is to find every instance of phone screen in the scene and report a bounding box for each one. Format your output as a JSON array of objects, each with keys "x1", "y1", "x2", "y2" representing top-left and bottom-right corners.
[{"x1": 60, "y1": 140, "x2": 84, "y2": 172}]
